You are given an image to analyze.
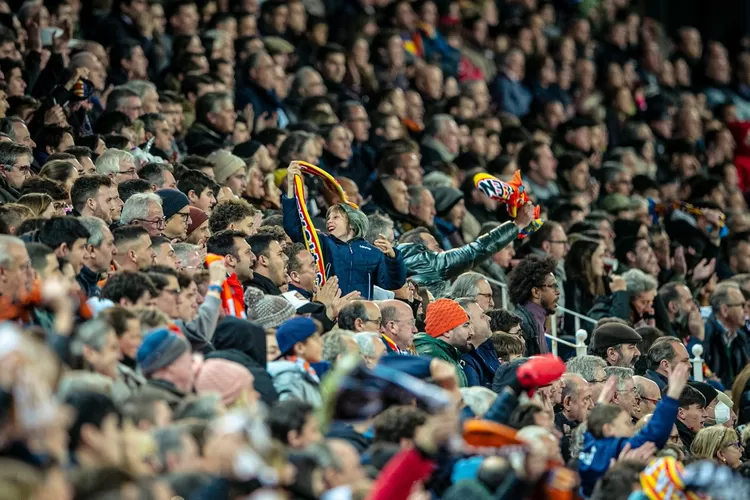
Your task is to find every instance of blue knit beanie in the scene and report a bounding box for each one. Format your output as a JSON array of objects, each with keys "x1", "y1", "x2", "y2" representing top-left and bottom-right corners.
[{"x1": 137, "y1": 328, "x2": 189, "y2": 376}]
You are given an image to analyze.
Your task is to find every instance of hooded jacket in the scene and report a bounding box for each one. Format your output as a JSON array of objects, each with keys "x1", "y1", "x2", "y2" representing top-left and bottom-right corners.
[
  {"x1": 578, "y1": 395, "x2": 679, "y2": 497},
  {"x1": 413, "y1": 333, "x2": 468, "y2": 387},
  {"x1": 205, "y1": 317, "x2": 278, "y2": 406},
  {"x1": 282, "y1": 195, "x2": 406, "y2": 299},
  {"x1": 397, "y1": 221, "x2": 519, "y2": 297},
  {"x1": 266, "y1": 359, "x2": 323, "y2": 407}
]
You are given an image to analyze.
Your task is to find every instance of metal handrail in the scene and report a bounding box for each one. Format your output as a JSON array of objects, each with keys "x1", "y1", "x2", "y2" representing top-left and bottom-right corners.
[{"x1": 485, "y1": 276, "x2": 596, "y2": 357}]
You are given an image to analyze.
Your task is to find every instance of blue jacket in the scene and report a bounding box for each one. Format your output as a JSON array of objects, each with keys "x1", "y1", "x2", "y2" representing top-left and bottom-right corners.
[
  {"x1": 282, "y1": 195, "x2": 406, "y2": 299},
  {"x1": 490, "y1": 74, "x2": 532, "y2": 118},
  {"x1": 578, "y1": 396, "x2": 679, "y2": 497},
  {"x1": 461, "y1": 340, "x2": 500, "y2": 389}
]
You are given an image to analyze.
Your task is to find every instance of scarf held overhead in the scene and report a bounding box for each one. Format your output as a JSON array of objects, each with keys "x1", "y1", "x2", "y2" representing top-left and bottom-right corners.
[
  {"x1": 292, "y1": 161, "x2": 357, "y2": 287},
  {"x1": 473, "y1": 170, "x2": 544, "y2": 238}
]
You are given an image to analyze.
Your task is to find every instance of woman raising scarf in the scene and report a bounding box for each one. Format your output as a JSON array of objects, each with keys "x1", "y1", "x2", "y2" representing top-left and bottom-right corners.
[{"x1": 282, "y1": 161, "x2": 407, "y2": 299}]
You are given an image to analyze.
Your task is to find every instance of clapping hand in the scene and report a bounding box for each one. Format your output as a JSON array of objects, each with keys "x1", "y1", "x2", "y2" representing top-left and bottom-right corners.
[{"x1": 610, "y1": 442, "x2": 657, "y2": 467}]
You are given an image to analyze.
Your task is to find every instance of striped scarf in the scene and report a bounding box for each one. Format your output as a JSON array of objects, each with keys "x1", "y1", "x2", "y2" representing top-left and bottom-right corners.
[
  {"x1": 287, "y1": 355, "x2": 320, "y2": 384},
  {"x1": 473, "y1": 170, "x2": 543, "y2": 238},
  {"x1": 291, "y1": 161, "x2": 357, "y2": 287}
]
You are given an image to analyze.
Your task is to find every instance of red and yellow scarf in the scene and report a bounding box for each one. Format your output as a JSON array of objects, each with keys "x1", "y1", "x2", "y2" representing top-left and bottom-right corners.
[{"x1": 291, "y1": 161, "x2": 357, "y2": 287}]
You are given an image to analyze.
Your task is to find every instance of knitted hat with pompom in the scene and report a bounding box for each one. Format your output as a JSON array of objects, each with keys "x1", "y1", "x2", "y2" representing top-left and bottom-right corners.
[{"x1": 244, "y1": 287, "x2": 296, "y2": 329}]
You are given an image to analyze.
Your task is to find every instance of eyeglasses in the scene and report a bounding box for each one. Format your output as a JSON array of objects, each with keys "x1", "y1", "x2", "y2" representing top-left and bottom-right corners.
[
  {"x1": 640, "y1": 396, "x2": 661, "y2": 404},
  {"x1": 540, "y1": 283, "x2": 560, "y2": 291},
  {"x1": 364, "y1": 317, "x2": 382, "y2": 324},
  {"x1": 134, "y1": 217, "x2": 166, "y2": 227},
  {"x1": 392, "y1": 318, "x2": 416, "y2": 326},
  {"x1": 119, "y1": 168, "x2": 137, "y2": 177},
  {"x1": 172, "y1": 212, "x2": 190, "y2": 223},
  {"x1": 477, "y1": 292, "x2": 494, "y2": 300}
]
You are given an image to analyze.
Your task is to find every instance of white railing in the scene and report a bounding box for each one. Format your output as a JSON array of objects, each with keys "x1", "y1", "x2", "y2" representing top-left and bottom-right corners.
[
  {"x1": 691, "y1": 344, "x2": 704, "y2": 382},
  {"x1": 484, "y1": 278, "x2": 596, "y2": 358}
]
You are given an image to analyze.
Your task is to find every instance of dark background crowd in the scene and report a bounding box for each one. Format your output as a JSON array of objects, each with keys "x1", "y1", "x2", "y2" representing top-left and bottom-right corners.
[{"x1": 4, "y1": 0, "x2": 750, "y2": 498}]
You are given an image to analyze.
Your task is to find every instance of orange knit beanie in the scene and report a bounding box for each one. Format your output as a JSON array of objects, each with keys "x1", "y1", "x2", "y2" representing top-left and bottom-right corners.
[{"x1": 425, "y1": 298, "x2": 469, "y2": 337}]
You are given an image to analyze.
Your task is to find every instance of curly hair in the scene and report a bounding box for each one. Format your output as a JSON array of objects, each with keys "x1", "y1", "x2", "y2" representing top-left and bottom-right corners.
[{"x1": 506, "y1": 254, "x2": 557, "y2": 305}]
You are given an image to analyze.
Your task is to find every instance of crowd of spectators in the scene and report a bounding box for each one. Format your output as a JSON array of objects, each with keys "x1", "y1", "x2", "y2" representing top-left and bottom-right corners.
[{"x1": 5, "y1": 0, "x2": 750, "y2": 498}]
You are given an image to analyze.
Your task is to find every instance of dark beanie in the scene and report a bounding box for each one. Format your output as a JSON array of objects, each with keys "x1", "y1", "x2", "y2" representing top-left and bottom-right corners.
[
  {"x1": 431, "y1": 187, "x2": 464, "y2": 217},
  {"x1": 688, "y1": 381, "x2": 718, "y2": 406},
  {"x1": 613, "y1": 219, "x2": 644, "y2": 243},
  {"x1": 233, "y1": 140, "x2": 262, "y2": 159},
  {"x1": 156, "y1": 188, "x2": 190, "y2": 220},
  {"x1": 590, "y1": 323, "x2": 642, "y2": 350}
]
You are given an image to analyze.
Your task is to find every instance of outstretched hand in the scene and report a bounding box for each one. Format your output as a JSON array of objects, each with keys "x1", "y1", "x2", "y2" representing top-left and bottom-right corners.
[
  {"x1": 373, "y1": 234, "x2": 396, "y2": 258},
  {"x1": 609, "y1": 442, "x2": 657, "y2": 467}
]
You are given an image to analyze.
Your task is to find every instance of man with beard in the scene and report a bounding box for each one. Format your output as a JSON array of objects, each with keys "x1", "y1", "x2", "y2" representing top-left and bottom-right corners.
[
  {"x1": 506, "y1": 254, "x2": 560, "y2": 356},
  {"x1": 458, "y1": 299, "x2": 499, "y2": 389},
  {"x1": 589, "y1": 322, "x2": 643, "y2": 368},
  {"x1": 413, "y1": 298, "x2": 474, "y2": 387},
  {"x1": 659, "y1": 282, "x2": 704, "y2": 342}
]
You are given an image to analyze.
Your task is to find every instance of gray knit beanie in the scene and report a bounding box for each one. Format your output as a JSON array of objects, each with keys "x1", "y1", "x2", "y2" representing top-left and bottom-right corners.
[{"x1": 244, "y1": 287, "x2": 296, "y2": 329}]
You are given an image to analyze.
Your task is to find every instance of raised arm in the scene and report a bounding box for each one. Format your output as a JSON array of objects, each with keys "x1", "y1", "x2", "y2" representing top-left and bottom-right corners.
[{"x1": 282, "y1": 162, "x2": 305, "y2": 243}]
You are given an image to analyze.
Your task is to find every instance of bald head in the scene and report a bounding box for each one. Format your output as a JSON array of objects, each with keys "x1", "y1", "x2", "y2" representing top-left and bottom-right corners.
[
  {"x1": 560, "y1": 373, "x2": 593, "y2": 423},
  {"x1": 633, "y1": 375, "x2": 661, "y2": 416}
]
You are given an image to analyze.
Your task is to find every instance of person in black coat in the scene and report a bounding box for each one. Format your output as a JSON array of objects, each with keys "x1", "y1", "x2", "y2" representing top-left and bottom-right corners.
[{"x1": 205, "y1": 317, "x2": 279, "y2": 406}]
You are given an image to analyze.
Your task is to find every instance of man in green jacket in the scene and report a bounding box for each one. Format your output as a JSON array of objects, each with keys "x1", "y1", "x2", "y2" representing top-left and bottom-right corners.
[{"x1": 414, "y1": 298, "x2": 474, "y2": 387}]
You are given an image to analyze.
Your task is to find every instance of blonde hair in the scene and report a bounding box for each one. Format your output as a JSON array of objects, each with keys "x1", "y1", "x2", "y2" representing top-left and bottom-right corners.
[
  {"x1": 131, "y1": 308, "x2": 170, "y2": 330},
  {"x1": 690, "y1": 425, "x2": 739, "y2": 461},
  {"x1": 16, "y1": 193, "x2": 53, "y2": 217}
]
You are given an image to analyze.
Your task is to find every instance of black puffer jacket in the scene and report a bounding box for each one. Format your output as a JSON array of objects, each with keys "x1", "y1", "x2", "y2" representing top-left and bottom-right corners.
[{"x1": 206, "y1": 317, "x2": 278, "y2": 406}]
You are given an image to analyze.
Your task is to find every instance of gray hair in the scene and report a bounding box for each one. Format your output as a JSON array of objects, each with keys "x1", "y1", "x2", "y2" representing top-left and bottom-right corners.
[
  {"x1": 0, "y1": 234, "x2": 24, "y2": 269},
  {"x1": 449, "y1": 272, "x2": 488, "y2": 300},
  {"x1": 120, "y1": 80, "x2": 157, "y2": 100},
  {"x1": 560, "y1": 373, "x2": 583, "y2": 402},
  {"x1": 290, "y1": 66, "x2": 322, "y2": 97},
  {"x1": 710, "y1": 282, "x2": 742, "y2": 314},
  {"x1": 96, "y1": 148, "x2": 135, "y2": 176},
  {"x1": 173, "y1": 393, "x2": 223, "y2": 421},
  {"x1": 424, "y1": 114, "x2": 455, "y2": 138},
  {"x1": 195, "y1": 91, "x2": 232, "y2": 124},
  {"x1": 57, "y1": 371, "x2": 114, "y2": 401},
  {"x1": 107, "y1": 87, "x2": 140, "y2": 111},
  {"x1": 366, "y1": 213, "x2": 393, "y2": 245},
  {"x1": 604, "y1": 366, "x2": 634, "y2": 392},
  {"x1": 565, "y1": 355, "x2": 607, "y2": 383},
  {"x1": 623, "y1": 268, "x2": 658, "y2": 296},
  {"x1": 120, "y1": 192, "x2": 162, "y2": 224},
  {"x1": 354, "y1": 332, "x2": 382, "y2": 358},
  {"x1": 172, "y1": 243, "x2": 201, "y2": 267},
  {"x1": 0, "y1": 142, "x2": 31, "y2": 170},
  {"x1": 328, "y1": 204, "x2": 369, "y2": 240},
  {"x1": 78, "y1": 216, "x2": 108, "y2": 247},
  {"x1": 460, "y1": 386, "x2": 497, "y2": 417},
  {"x1": 140, "y1": 113, "x2": 168, "y2": 135},
  {"x1": 153, "y1": 426, "x2": 186, "y2": 470},
  {"x1": 277, "y1": 131, "x2": 316, "y2": 169},
  {"x1": 322, "y1": 329, "x2": 357, "y2": 363},
  {"x1": 408, "y1": 185, "x2": 429, "y2": 207},
  {"x1": 71, "y1": 318, "x2": 114, "y2": 359}
]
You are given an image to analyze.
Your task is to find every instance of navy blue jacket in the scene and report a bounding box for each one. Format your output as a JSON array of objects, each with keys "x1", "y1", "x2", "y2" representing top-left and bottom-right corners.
[
  {"x1": 461, "y1": 340, "x2": 500, "y2": 389},
  {"x1": 578, "y1": 396, "x2": 679, "y2": 497},
  {"x1": 282, "y1": 195, "x2": 406, "y2": 299}
]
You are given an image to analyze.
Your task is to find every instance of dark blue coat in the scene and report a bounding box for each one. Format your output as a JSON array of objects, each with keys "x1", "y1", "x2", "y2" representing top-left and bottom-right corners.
[
  {"x1": 282, "y1": 196, "x2": 406, "y2": 299},
  {"x1": 461, "y1": 340, "x2": 501, "y2": 389},
  {"x1": 578, "y1": 396, "x2": 679, "y2": 497}
]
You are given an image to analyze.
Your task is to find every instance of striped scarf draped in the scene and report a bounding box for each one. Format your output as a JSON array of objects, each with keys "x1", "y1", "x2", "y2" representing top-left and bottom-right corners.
[{"x1": 291, "y1": 161, "x2": 357, "y2": 287}]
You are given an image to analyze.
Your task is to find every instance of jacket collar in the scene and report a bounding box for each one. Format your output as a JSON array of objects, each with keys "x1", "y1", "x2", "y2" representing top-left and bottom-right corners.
[
  {"x1": 77, "y1": 265, "x2": 101, "y2": 285},
  {"x1": 421, "y1": 136, "x2": 457, "y2": 162},
  {"x1": 287, "y1": 283, "x2": 313, "y2": 300},
  {"x1": 415, "y1": 333, "x2": 463, "y2": 362},
  {"x1": 247, "y1": 272, "x2": 282, "y2": 295}
]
